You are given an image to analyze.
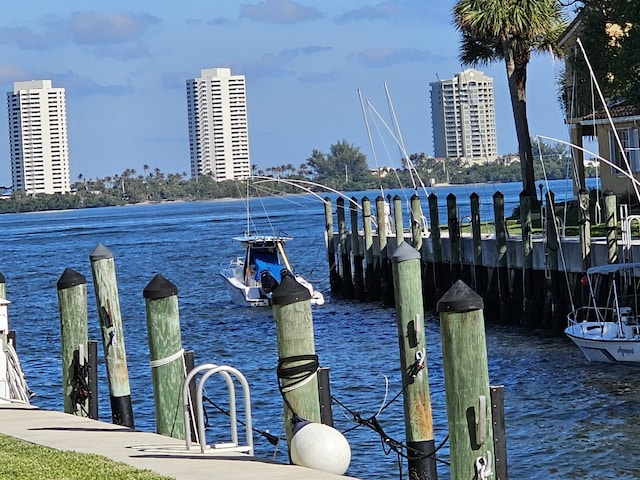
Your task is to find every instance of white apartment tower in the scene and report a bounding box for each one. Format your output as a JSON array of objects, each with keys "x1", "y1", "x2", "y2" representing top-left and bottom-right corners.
[
  {"x1": 7, "y1": 80, "x2": 71, "y2": 194},
  {"x1": 430, "y1": 69, "x2": 498, "y2": 163},
  {"x1": 186, "y1": 68, "x2": 250, "y2": 180}
]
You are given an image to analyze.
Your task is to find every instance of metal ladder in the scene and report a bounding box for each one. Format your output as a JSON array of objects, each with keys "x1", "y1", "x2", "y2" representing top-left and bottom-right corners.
[
  {"x1": 620, "y1": 204, "x2": 640, "y2": 265},
  {"x1": 182, "y1": 363, "x2": 254, "y2": 455}
]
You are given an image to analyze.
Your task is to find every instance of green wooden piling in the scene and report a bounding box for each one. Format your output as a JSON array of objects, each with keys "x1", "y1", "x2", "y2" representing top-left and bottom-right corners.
[
  {"x1": 410, "y1": 193, "x2": 429, "y2": 307},
  {"x1": 520, "y1": 191, "x2": 534, "y2": 328},
  {"x1": 578, "y1": 188, "x2": 591, "y2": 271},
  {"x1": 470, "y1": 193, "x2": 486, "y2": 294},
  {"x1": 545, "y1": 190, "x2": 567, "y2": 331},
  {"x1": 143, "y1": 274, "x2": 185, "y2": 439},
  {"x1": 377, "y1": 195, "x2": 394, "y2": 307},
  {"x1": 324, "y1": 197, "x2": 341, "y2": 295},
  {"x1": 493, "y1": 192, "x2": 509, "y2": 323},
  {"x1": 604, "y1": 189, "x2": 618, "y2": 264},
  {"x1": 410, "y1": 193, "x2": 423, "y2": 252},
  {"x1": 391, "y1": 242, "x2": 437, "y2": 480},
  {"x1": 272, "y1": 273, "x2": 321, "y2": 451},
  {"x1": 89, "y1": 243, "x2": 134, "y2": 428},
  {"x1": 447, "y1": 193, "x2": 461, "y2": 283},
  {"x1": 337, "y1": 197, "x2": 353, "y2": 298},
  {"x1": 362, "y1": 196, "x2": 377, "y2": 301},
  {"x1": 545, "y1": 190, "x2": 559, "y2": 272},
  {"x1": 437, "y1": 280, "x2": 494, "y2": 480},
  {"x1": 428, "y1": 193, "x2": 444, "y2": 297},
  {"x1": 351, "y1": 196, "x2": 365, "y2": 300},
  {"x1": 57, "y1": 268, "x2": 89, "y2": 416},
  {"x1": 393, "y1": 195, "x2": 404, "y2": 249}
]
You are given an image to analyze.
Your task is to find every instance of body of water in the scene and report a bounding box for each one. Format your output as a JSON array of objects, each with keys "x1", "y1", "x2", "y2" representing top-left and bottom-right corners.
[{"x1": 2, "y1": 178, "x2": 638, "y2": 480}]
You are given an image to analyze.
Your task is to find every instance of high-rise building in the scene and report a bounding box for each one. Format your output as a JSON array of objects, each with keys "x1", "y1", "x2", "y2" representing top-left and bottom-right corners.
[
  {"x1": 6, "y1": 80, "x2": 71, "y2": 194},
  {"x1": 186, "y1": 68, "x2": 250, "y2": 181},
  {"x1": 430, "y1": 69, "x2": 498, "y2": 163}
]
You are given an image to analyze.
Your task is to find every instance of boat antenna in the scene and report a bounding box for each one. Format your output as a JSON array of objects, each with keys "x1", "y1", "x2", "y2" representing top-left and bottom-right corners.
[{"x1": 245, "y1": 176, "x2": 251, "y2": 236}]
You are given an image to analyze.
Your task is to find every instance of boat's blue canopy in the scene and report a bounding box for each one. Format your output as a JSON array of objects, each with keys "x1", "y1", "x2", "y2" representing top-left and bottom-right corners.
[{"x1": 254, "y1": 258, "x2": 283, "y2": 282}]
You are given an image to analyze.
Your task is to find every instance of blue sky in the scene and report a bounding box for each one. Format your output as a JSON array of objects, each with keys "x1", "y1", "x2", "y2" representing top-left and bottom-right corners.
[{"x1": 0, "y1": 0, "x2": 574, "y2": 185}]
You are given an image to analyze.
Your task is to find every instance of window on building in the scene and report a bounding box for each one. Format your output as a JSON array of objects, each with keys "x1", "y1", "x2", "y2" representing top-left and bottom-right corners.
[{"x1": 609, "y1": 127, "x2": 640, "y2": 174}]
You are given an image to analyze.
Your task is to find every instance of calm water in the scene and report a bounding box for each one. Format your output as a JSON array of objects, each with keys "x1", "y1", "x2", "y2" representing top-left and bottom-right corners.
[{"x1": 2, "y1": 179, "x2": 637, "y2": 480}]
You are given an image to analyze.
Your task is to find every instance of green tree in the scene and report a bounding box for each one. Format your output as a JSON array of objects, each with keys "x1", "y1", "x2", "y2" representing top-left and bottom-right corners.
[
  {"x1": 453, "y1": 0, "x2": 567, "y2": 199},
  {"x1": 307, "y1": 140, "x2": 373, "y2": 188},
  {"x1": 573, "y1": 1, "x2": 640, "y2": 109}
]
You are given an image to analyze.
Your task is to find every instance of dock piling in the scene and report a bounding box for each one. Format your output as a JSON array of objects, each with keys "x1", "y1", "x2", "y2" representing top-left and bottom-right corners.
[
  {"x1": 89, "y1": 243, "x2": 134, "y2": 428},
  {"x1": 437, "y1": 280, "x2": 495, "y2": 480},
  {"x1": 143, "y1": 274, "x2": 185, "y2": 439},
  {"x1": 57, "y1": 268, "x2": 89, "y2": 416},
  {"x1": 271, "y1": 272, "x2": 321, "y2": 451},
  {"x1": 391, "y1": 242, "x2": 438, "y2": 480}
]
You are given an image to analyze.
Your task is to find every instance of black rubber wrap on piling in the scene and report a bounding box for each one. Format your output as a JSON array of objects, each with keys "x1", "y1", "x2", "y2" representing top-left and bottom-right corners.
[{"x1": 110, "y1": 395, "x2": 135, "y2": 428}]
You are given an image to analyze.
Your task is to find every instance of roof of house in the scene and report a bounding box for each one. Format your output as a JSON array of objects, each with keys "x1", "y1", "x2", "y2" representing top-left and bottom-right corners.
[{"x1": 582, "y1": 103, "x2": 640, "y2": 121}]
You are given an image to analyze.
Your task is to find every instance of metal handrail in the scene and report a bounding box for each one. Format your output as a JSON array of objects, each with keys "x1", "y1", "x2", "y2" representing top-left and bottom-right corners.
[{"x1": 182, "y1": 363, "x2": 253, "y2": 455}]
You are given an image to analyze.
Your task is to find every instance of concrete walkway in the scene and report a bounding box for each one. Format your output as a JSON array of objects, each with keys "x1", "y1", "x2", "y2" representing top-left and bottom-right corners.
[{"x1": 0, "y1": 404, "x2": 358, "y2": 480}]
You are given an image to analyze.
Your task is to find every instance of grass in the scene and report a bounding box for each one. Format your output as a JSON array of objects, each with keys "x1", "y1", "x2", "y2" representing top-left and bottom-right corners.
[{"x1": 0, "y1": 434, "x2": 172, "y2": 480}]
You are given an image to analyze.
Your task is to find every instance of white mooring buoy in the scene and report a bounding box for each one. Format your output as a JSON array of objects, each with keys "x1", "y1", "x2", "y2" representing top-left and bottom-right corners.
[{"x1": 290, "y1": 420, "x2": 351, "y2": 475}]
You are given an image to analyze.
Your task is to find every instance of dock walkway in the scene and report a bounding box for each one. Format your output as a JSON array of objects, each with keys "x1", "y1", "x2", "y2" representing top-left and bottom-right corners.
[{"x1": 0, "y1": 404, "x2": 357, "y2": 480}]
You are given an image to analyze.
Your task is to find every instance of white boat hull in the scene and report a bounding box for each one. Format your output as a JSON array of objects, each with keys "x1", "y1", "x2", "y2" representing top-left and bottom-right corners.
[
  {"x1": 565, "y1": 320, "x2": 640, "y2": 364},
  {"x1": 219, "y1": 266, "x2": 324, "y2": 308}
]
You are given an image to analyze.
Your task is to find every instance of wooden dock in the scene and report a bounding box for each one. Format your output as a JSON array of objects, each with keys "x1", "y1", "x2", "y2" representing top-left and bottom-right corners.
[{"x1": 324, "y1": 189, "x2": 640, "y2": 332}]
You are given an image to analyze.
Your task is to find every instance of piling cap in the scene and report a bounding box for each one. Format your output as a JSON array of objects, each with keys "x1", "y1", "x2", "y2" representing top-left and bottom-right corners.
[
  {"x1": 271, "y1": 272, "x2": 312, "y2": 306},
  {"x1": 0, "y1": 272, "x2": 5, "y2": 283},
  {"x1": 143, "y1": 274, "x2": 178, "y2": 300},
  {"x1": 436, "y1": 279, "x2": 484, "y2": 313},
  {"x1": 89, "y1": 243, "x2": 113, "y2": 261},
  {"x1": 57, "y1": 268, "x2": 87, "y2": 290},
  {"x1": 390, "y1": 241, "x2": 420, "y2": 263}
]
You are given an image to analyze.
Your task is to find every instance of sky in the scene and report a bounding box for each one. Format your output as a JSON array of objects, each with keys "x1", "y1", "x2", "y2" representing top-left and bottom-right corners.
[{"x1": 0, "y1": 0, "x2": 577, "y2": 186}]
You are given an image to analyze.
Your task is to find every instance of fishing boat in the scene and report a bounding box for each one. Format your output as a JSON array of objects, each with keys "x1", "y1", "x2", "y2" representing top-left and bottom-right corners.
[
  {"x1": 220, "y1": 235, "x2": 325, "y2": 307},
  {"x1": 565, "y1": 262, "x2": 640, "y2": 363}
]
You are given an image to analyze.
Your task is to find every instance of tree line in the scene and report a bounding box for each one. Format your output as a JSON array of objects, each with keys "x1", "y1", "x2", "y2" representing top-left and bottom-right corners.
[{"x1": 0, "y1": 139, "x2": 594, "y2": 214}]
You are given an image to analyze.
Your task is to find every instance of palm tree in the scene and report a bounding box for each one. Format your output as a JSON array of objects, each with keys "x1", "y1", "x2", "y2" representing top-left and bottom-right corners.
[{"x1": 453, "y1": 0, "x2": 566, "y2": 199}]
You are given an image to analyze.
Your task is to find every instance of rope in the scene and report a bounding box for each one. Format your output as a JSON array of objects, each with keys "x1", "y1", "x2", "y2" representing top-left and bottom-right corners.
[
  {"x1": 330, "y1": 393, "x2": 450, "y2": 466},
  {"x1": 150, "y1": 348, "x2": 184, "y2": 368},
  {"x1": 276, "y1": 354, "x2": 319, "y2": 421},
  {"x1": 201, "y1": 395, "x2": 280, "y2": 446},
  {"x1": 5, "y1": 340, "x2": 33, "y2": 404},
  {"x1": 70, "y1": 350, "x2": 90, "y2": 414}
]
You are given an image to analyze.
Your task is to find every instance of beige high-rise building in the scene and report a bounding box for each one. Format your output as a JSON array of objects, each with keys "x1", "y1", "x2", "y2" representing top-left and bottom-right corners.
[
  {"x1": 186, "y1": 68, "x2": 250, "y2": 180},
  {"x1": 7, "y1": 80, "x2": 71, "y2": 194},
  {"x1": 430, "y1": 69, "x2": 498, "y2": 163}
]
